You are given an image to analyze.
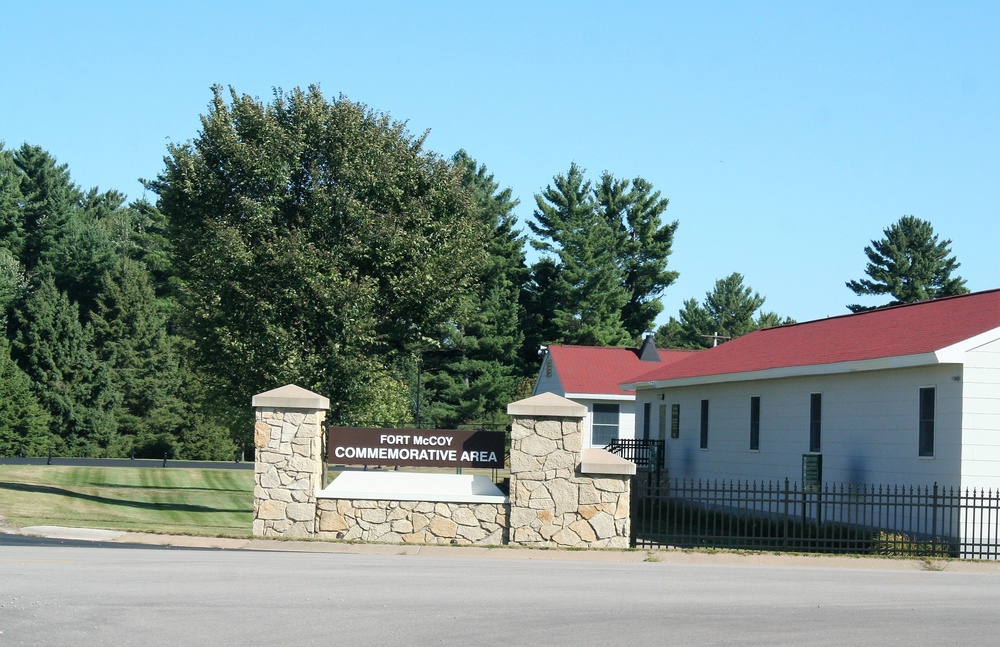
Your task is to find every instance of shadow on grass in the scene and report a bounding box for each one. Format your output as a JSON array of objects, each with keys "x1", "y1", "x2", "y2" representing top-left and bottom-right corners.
[
  {"x1": 0, "y1": 481, "x2": 251, "y2": 514},
  {"x1": 82, "y1": 482, "x2": 249, "y2": 494}
]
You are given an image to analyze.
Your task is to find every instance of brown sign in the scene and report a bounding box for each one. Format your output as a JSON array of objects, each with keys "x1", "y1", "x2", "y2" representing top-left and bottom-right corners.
[{"x1": 328, "y1": 427, "x2": 505, "y2": 469}]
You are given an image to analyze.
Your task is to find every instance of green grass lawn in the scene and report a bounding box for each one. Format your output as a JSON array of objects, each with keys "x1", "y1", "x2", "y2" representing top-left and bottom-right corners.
[
  {"x1": 0, "y1": 465, "x2": 255, "y2": 537},
  {"x1": 0, "y1": 464, "x2": 502, "y2": 537}
]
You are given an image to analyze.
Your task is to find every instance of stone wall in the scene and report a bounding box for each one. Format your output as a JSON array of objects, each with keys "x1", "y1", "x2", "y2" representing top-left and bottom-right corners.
[
  {"x1": 507, "y1": 393, "x2": 633, "y2": 549},
  {"x1": 252, "y1": 385, "x2": 328, "y2": 538},
  {"x1": 316, "y1": 499, "x2": 506, "y2": 545},
  {"x1": 251, "y1": 386, "x2": 634, "y2": 549}
]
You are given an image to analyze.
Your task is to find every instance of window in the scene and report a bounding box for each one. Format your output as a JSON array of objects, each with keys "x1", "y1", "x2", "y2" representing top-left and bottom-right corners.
[
  {"x1": 919, "y1": 387, "x2": 935, "y2": 457},
  {"x1": 642, "y1": 402, "x2": 651, "y2": 441},
  {"x1": 700, "y1": 400, "x2": 709, "y2": 449},
  {"x1": 750, "y1": 396, "x2": 760, "y2": 451},
  {"x1": 809, "y1": 393, "x2": 822, "y2": 453},
  {"x1": 671, "y1": 404, "x2": 680, "y2": 439},
  {"x1": 592, "y1": 403, "x2": 620, "y2": 447},
  {"x1": 658, "y1": 404, "x2": 668, "y2": 440}
]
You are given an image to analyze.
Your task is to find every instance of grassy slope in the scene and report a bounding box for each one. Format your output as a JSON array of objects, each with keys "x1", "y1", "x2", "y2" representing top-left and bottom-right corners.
[{"x1": 0, "y1": 465, "x2": 254, "y2": 536}]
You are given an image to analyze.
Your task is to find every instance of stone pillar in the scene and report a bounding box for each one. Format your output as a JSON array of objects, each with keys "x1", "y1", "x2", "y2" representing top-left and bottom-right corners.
[
  {"x1": 252, "y1": 384, "x2": 329, "y2": 538},
  {"x1": 507, "y1": 393, "x2": 636, "y2": 549}
]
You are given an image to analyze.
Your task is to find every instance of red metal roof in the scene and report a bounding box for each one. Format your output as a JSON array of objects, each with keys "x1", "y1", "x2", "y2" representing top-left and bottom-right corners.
[
  {"x1": 548, "y1": 345, "x2": 698, "y2": 396},
  {"x1": 629, "y1": 289, "x2": 1000, "y2": 384}
]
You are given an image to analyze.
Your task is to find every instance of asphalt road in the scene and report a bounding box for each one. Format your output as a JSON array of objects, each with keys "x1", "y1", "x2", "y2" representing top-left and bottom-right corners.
[{"x1": 2, "y1": 541, "x2": 998, "y2": 647}]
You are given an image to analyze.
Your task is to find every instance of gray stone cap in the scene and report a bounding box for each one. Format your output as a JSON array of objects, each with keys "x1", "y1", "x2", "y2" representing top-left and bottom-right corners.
[
  {"x1": 252, "y1": 384, "x2": 330, "y2": 410},
  {"x1": 507, "y1": 392, "x2": 586, "y2": 418},
  {"x1": 579, "y1": 448, "x2": 637, "y2": 476}
]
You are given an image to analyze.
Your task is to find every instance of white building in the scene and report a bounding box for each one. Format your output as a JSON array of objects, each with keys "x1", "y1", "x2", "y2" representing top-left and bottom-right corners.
[
  {"x1": 622, "y1": 289, "x2": 1000, "y2": 492},
  {"x1": 534, "y1": 335, "x2": 697, "y2": 448}
]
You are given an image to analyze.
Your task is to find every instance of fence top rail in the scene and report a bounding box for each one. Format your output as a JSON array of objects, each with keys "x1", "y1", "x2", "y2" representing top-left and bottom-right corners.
[{"x1": 637, "y1": 477, "x2": 1000, "y2": 497}]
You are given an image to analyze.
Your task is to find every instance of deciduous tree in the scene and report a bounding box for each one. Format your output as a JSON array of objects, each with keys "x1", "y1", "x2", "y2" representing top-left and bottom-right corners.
[{"x1": 150, "y1": 86, "x2": 487, "y2": 426}]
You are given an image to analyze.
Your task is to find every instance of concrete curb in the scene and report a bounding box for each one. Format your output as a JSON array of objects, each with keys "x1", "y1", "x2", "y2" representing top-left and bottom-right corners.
[{"x1": 7, "y1": 525, "x2": 1000, "y2": 572}]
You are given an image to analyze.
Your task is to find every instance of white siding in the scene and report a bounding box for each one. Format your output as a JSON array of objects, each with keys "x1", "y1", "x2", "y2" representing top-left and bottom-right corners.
[
  {"x1": 574, "y1": 399, "x2": 637, "y2": 448},
  {"x1": 637, "y1": 365, "x2": 964, "y2": 488},
  {"x1": 961, "y1": 338, "x2": 1000, "y2": 490},
  {"x1": 532, "y1": 355, "x2": 564, "y2": 396}
]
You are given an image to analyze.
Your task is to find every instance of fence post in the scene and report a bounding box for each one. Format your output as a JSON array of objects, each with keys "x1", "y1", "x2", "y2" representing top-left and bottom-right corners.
[
  {"x1": 783, "y1": 478, "x2": 790, "y2": 550},
  {"x1": 630, "y1": 473, "x2": 639, "y2": 547},
  {"x1": 931, "y1": 482, "x2": 939, "y2": 556}
]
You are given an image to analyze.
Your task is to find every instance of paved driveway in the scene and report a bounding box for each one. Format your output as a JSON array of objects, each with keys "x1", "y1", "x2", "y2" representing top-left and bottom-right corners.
[{"x1": 2, "y1": 540, "x2": 998, "y2": 646}]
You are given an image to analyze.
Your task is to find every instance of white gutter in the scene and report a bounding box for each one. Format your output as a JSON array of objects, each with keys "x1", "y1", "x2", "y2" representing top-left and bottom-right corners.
[
  {"x1": 623, "y1": 351, "x2": 957, "y2": 391},
  {"x1": 565, "y1": 392, "x2": 634, "y2": 401}
]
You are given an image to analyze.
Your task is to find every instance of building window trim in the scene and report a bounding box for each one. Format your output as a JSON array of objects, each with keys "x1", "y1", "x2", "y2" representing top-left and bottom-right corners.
[
  {"x1": 591, "y1": 403, "x2": 620, "y2": 447},
  {"x1": 919, "y1": 387, "x2": 935, "y2": 458},
  {"x1": 809, "y1": 393, "x2": 822, "y2": 453},
  {"x1": 699, "y1": 399, "x2": 709, "y2": 450},
  {"x1": 749, "y1": 396, "x2": 761, "y2": 451}
]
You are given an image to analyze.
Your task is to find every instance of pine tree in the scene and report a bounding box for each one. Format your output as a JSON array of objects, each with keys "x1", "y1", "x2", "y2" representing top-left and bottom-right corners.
[
  {"x1": 596, "y1": 173, "x2": 679, "y2": 338},
  {"x1": 526, "y1": 165, "x2": 678, "y2": 355},
  {"x1": 12, "y1": 145, "x2": 81, "y2": 273},
  {"x1": 520, "y1": 256, "x2": 561, "y2": 369},
  {"x1": 89, "y1": 258, "x2": 185, "y2": 455},
  {"x1": 418, "y1": 151, "x2": 527, "y2": 427},
  {"x1": 846, "y1": 215, "x2": 968, "y2": 312},
  {"x1": 1, "y1": 143, "x2": 223, "y2": 459},
  {"x1": 0, "y1": 336, "x2": 52, "y2": 456},
  {"x1": 657, "y1": 273, "x2": 794, "y2": 349},
  {"x1": 12, "y1": 275, "x2": 118, "y2": 455},
  {"x1": 116, "y1": 199, "x2": 176, "y2": 307},
  {"x1": 0, "y1": 249, "x2": 26, "y2": 330},
  {"x1": 10, "y1": 146, "x2": 125, "y2": 317},
  {"x1": 0, "y1": 146, "x2": 25, "y2": 258},
  {"x1": 528, "y1": 164, "x2": 632, "y2": 347},
  {"x1": 47, "y1": 214, "x2": 119, "y2": 316}
]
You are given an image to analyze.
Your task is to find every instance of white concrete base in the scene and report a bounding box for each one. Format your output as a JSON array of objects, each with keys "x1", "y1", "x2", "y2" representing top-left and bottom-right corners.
[
  {"x1": 318, "y1": 472, "x2": 508, "y2": 504},
  {"x1": 20, "y1": 526, "x2": 126, "y2": 542},
  {"x1": 579, "y1": 448, "x2": 637, "y2": 475}
]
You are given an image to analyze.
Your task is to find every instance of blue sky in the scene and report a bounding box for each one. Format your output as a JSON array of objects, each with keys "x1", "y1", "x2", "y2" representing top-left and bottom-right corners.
[{"x1": 5, "y1": 2, "x2": 998, "y2": 327}]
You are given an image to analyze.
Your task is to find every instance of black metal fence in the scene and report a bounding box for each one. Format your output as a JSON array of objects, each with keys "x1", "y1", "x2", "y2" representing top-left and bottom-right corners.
[
  {"x1": 633, "y1": 474, "x2": 1000, "y2": 559},
  {"x1": 604, "y1": 438, "x2": 664, "y2": 470}
]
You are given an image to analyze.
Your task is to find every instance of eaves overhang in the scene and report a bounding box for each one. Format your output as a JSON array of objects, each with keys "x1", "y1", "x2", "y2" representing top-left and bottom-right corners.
[
  {"x1": 935, "y1": 326, "x2": 1000, "y2": 362},
  {"x1": 565, "y1": 392, "x2": 635, "y2": 402},
  {"x1": 624, "y1": 351, "x2": 962, "y2": 391}
]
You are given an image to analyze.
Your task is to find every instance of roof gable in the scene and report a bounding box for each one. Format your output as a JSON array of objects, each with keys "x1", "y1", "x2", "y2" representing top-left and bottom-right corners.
[{"x1": 628, "y1": 289, "x2": 1000, "y2": 386}]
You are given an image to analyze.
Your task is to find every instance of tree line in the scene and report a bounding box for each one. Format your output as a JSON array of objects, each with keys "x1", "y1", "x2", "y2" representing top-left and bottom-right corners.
[{"x1": 0, "y1": 85, "x2": 968, "y2": 457}]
